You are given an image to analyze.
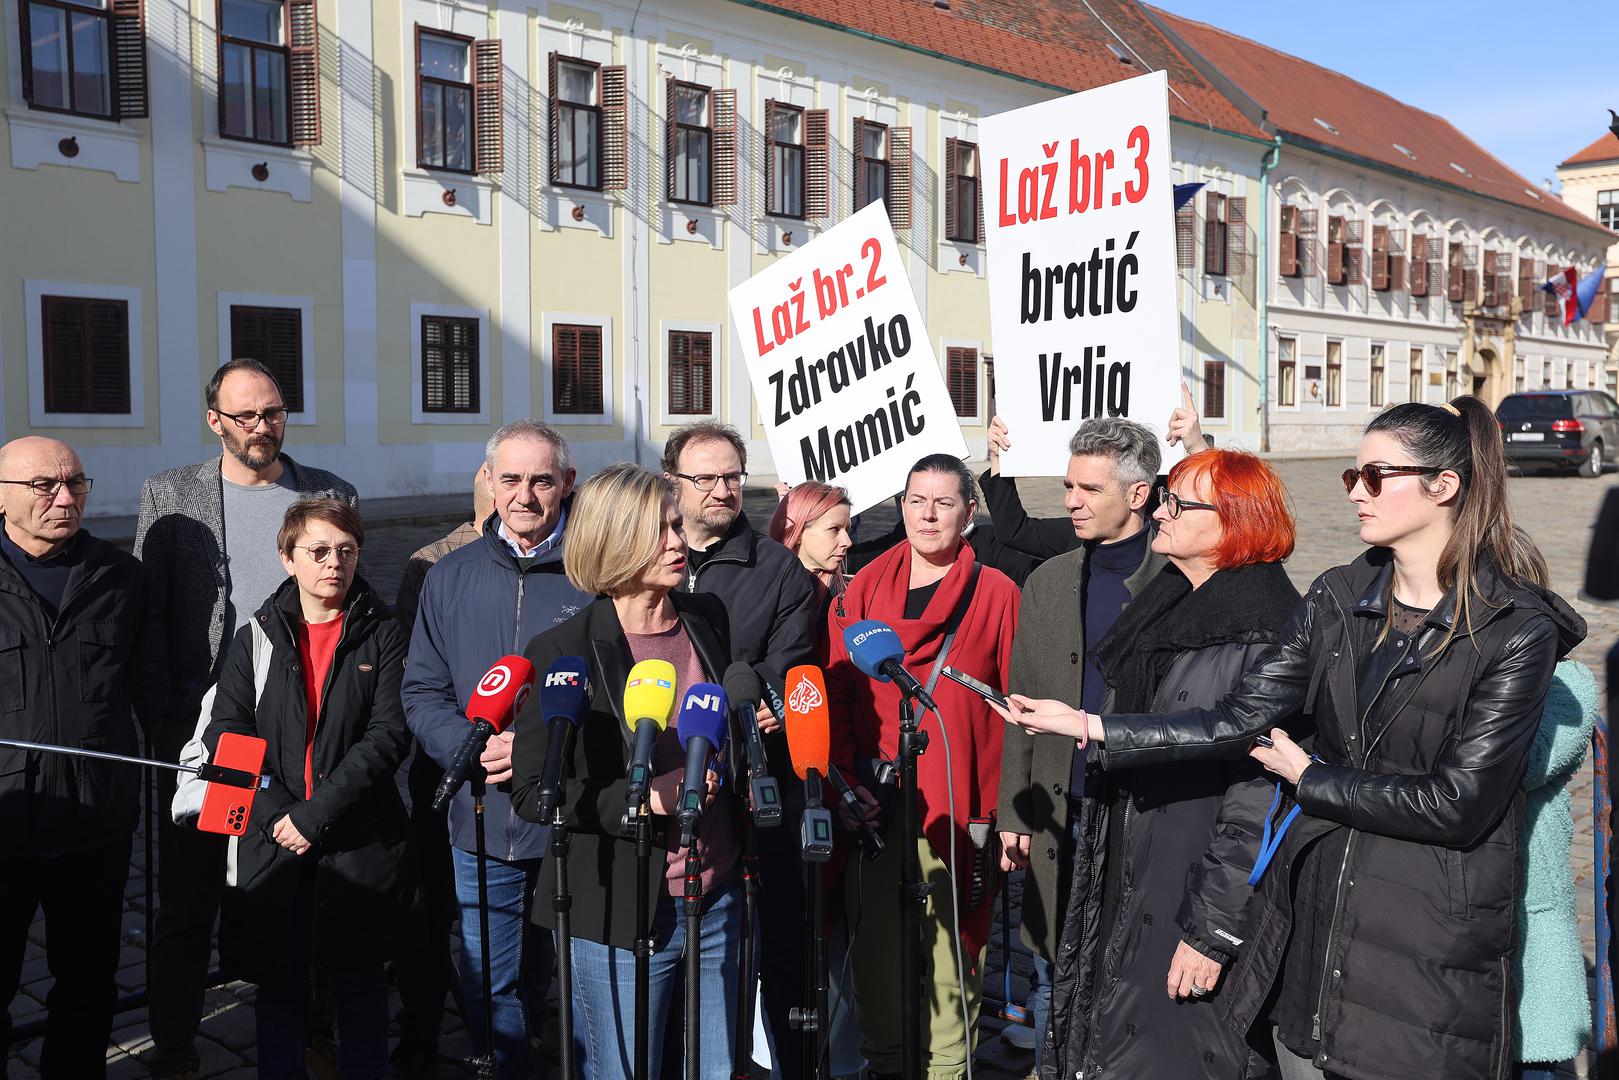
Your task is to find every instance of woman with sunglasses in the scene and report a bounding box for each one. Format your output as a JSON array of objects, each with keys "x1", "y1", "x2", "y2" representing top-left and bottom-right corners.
[
  {"x1": 1037, "y1": 450, "x2": 1299, "y2": 1080},
  {"x1": 997, "y1": 398, "x2": 1585, "y2": 1080},
  {"x1": 203, "y1": 498, "x2": 414, "y2": 1079}
]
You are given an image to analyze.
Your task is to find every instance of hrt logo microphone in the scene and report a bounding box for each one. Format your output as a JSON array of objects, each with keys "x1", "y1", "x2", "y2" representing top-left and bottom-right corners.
[
  {"x1": 546, "y1": 670, "x2": 584, "y2": 688},
  {"x1": 787, "y1": 674, "x2": 824, "y2": 713}
]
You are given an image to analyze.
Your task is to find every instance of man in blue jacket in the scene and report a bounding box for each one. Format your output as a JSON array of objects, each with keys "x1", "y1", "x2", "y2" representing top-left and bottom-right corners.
[{"x1": 402, "y1": 420, "x2": 591, "y2": 1079}]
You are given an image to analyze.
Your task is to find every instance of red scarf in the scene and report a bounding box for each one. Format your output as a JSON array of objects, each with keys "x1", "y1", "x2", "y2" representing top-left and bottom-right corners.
[{"x1": 826, "y1": 540, "x2": 1020, "y2": 955}]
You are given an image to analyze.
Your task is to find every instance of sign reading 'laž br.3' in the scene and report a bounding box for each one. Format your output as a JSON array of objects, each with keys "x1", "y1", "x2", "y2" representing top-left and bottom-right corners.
[
  {"x1": 980, "y1": 70, "x2": 1182, "y2": 477},
  {"x1": 729, "y1": 200, "x2": 968, "y2": 514}
]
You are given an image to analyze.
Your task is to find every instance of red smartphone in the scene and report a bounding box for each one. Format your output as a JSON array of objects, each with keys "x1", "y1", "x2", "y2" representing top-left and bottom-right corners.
[{"x1": 198, "y1": 732, "x2": 267, "y2": 836}]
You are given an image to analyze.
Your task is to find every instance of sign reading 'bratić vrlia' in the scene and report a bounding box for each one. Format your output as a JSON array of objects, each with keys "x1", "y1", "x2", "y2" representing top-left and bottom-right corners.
[
  {"x1": 980, "y1": 70, "x2": 1182, "y2": 477},
  {"x1": 729, "y1": 200, "x2": 969, "y2": 514}
]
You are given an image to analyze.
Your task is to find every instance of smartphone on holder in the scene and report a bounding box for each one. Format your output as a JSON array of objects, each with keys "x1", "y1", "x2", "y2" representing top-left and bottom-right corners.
[{"x1": 941, "y1": 666, "x2": 1010, "y2": 710}]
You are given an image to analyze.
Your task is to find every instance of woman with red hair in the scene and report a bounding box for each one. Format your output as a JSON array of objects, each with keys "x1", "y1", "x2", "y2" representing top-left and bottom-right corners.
[
  {"x1": 1033, "y1": 449, "x2": 1300, "y2": 1080},
  {"x1": 767, "y1": 481, "x2": 854, "y2": 609}
]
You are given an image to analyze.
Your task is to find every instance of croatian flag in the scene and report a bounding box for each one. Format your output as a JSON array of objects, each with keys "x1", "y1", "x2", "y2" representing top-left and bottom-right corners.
[
  {"x1": 1575, "y1": 266, "x2": 1608, "y2": 322},
  {"x1": 1542, "y1": 267, "x2": 1578, "y2": 324}
]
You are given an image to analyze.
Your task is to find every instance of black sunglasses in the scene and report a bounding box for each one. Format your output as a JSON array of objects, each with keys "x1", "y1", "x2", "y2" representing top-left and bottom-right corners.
[{"x1": 1341, "y1": 464, "x2": 1442, "y2": 497}]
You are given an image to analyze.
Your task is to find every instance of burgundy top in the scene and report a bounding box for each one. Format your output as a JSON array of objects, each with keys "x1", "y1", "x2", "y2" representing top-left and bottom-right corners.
[{"x1": 625, "y1": 622, "x2": 738, "y2": 896}]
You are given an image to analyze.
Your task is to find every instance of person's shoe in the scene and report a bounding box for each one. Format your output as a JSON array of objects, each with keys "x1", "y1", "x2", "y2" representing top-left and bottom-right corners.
[
  {"x1": 145, "y1": 1047, "x2": 201, "y2": 1079},
  {"x1": 388, "y1": 1037, "x2": 440, "y2": 1078}
]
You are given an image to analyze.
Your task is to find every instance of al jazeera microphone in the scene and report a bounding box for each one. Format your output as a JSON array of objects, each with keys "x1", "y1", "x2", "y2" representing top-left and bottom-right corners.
[
  {"x1": 781, "y1": 665, "x2": 834, "y2": 862},
  {"x1": 622, "y1": 659, "x2": 678, "y2": 810},
  {"x1": 433, "y1": 656, "x2": 536, "y2": 813},
  {"x1": 783, "y1": 664, "x2": 885, "y2": 859}
]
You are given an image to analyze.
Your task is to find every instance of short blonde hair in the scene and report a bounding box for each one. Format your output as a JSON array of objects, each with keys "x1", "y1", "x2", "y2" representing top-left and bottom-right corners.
[{"x1": 563, "y1": 463, "x2": 674, "y2": 596}]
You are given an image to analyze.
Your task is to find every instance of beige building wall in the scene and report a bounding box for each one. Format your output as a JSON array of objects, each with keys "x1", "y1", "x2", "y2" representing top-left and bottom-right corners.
[{"x1": 1556, "y1": 155, "x2": 1619, "y2": 395}]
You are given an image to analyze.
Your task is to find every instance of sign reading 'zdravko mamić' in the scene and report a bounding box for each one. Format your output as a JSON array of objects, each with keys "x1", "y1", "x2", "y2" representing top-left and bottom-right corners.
[
  {"x1": 981, "y1": 71, "x2": 1182, "y2": 477},
  {"x1": 729, "y1": 201, "x2": 967, "y2": 513}
]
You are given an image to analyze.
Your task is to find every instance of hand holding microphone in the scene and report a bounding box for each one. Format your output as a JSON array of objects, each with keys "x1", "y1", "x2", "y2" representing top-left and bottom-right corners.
[{"x1": 433, "y1": 656, "x2": 536, "y2": 814}]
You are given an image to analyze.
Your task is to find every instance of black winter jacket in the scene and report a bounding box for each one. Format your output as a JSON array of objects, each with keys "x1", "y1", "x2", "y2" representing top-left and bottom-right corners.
[
  {"x1": 204, "y1": 576, "x2": 414, "y2": 981},
  {"x1": 1045, "y1": 561, "x2": 1298, "y2": 1080},
  {"x1": 1100, "y1": 549, "x2": 1585, "y2": 1080},
  {"x1": 0, "y1": 529, "x2": 160, "y2": 857}
]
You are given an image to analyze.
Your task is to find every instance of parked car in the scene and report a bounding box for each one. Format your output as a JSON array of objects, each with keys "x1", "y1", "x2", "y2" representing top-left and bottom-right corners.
[{"x1": 1497, "y1": 390, "x2": 1619, "y2": 478}]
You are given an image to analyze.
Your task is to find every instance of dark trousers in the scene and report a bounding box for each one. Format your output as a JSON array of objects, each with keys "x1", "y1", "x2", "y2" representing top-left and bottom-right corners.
[
  {"x1": 0, "y1": 836, "x2": 133, "y2": 1079},
  {"x1": 753, "y1": 822, "x2": 808, "y2": 1080},
  {"x1": 393, "y1": 748, "x2": 459, "y2": 1047},
  {"x1": 147, "y1": 760, "x2": 227, "y2": 1070}
]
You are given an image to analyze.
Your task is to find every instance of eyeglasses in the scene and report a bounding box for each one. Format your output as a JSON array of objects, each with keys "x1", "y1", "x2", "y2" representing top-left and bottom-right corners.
[
  {"x1": 215, "y1": 408, "x2": 289, "y2": 430},
  {"x1": 291, "y1": 543, "x2": 361, "y2": 565},
  {"x1": 1161, "y1": 491, "x2": 1218, "y2": 519},
  {"x1": 674, "y1": 471, "x2": 747, "y2": 492},
  {"x1": 1341, "y1": 464, "x2": 1442, "y2": 497},
  {"x1": 0, "y1": 477, "x2": 93, "y2": 498}
]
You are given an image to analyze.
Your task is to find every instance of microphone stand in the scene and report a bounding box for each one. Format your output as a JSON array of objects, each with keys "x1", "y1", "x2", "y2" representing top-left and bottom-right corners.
[
  {"x1": 632, "y1": 798, "x2": 653, "y2": 1080},
  {"x1": 550, "y1": 794, "x2": 576, "y2": 1080},
  {"x1": 897, "y1": 694, "x2": 929, "y2": 1080},
  {"x1": 683, "y1": 822, "x2": 704, "y2": 1080},
  {"x1": 794, "y1": 770, "x2": 832, "y2": 1080},
  {"x1": 731, "y1": 759, "x2": 766, "y2": 1079},
  {"x1": 470, "y1": 769, "x2": 497, "y2": 1080}
]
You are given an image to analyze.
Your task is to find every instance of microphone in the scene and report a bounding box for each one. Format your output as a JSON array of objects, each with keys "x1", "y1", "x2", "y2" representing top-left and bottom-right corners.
[
  {"x1": 622, "y1": 660, "x2": 678, "y2": 811},
  {"x1": 433, "y1": 656, "x2": 536, "y2": 814},
  {"x1": 781, "y1": 665, "x2": 835, "y2": 862},
  {"x1": 675, "y1": 684, "x2": 730, "y2": 849},
  {"x1": 844, "y1": 620, "x2": 937, "y2": 711},
  {"x1": 722, "y1": 662, "x2": 782, "y2": 827},
  {"x1": 533, "y1": 657, "x2": 590, "y2": 824}
]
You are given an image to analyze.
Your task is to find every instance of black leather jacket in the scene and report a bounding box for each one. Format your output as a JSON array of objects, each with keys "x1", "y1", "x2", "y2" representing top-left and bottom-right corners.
[{"x1": 1100, "y1": 548, "x2": 1584, "y2": 1080}]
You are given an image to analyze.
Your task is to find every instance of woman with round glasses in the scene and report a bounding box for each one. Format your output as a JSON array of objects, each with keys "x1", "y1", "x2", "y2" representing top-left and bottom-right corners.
[
  {"x1": 1034, "y1": 449, "x2": 1298, "y2": 1080},
  {"x1": 998, "y1": 398, "x2": 1584, "y2": 1080},
  {"x1": 203, "y1": 497, "x2": 414, "y2": 1079}
]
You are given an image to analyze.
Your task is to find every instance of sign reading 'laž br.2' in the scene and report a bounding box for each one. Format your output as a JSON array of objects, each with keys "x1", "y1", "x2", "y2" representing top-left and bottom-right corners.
[
  {"x1": 729, "y1": 200, "x2": 968, "y2": 514},
  {"x1": 980, "y1": 71, "x2": 1182, "y2": 477}
]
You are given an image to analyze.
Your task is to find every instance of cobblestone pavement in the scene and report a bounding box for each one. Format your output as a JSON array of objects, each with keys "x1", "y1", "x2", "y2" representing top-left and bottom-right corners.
[{"x1": 8, "y1": 463, "x2": 1612, "y2": 1078}]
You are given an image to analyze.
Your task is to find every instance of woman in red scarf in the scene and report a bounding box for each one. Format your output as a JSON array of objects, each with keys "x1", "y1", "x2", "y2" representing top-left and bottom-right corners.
[{"x1": 826, "y1": 454, "x2": 1022, "y2": 1080}]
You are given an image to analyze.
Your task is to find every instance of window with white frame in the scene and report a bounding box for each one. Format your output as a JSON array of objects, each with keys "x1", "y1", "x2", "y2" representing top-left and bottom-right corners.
[
  {"x1": 1408, "y1": 346, "x2": 1424, "y2": 403},
  {"x1": 1325, "y1": 340, "x2": 1343, "y2": 407},
  {"x1": 552, "y1": 55, "x2": 600, "y2": 189},
  {"x1": 18, "y1": 0, "x2": 150, "y2": 121},
  {"x1": 218, "y1": 0, "x2": 289, "y2": 144},
  {"x1": 1369, "y1": 343, "x2": 1385, "y2": 408},
  {"x1": 1277, "y1": 336, "x2": 1297, "y2": 407},
  {"x1": 769, "y1": 101, "x2": 804, "y2": 219}
]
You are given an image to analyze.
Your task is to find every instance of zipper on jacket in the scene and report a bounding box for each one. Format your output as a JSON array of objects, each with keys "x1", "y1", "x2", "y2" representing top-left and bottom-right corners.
[
  {"x1": 1310, "y1": 587, "x2": 1355, "y2": 1048},
  {"x1": 509, "y1": 571, "x2": 528, "y2": 861}
]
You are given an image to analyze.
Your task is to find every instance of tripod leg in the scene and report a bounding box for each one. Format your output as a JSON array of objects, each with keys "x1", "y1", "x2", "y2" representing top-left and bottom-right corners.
[
  {"x1": 731, "y1": 850, "x2": 758, "y2": 1080},
  {"x1": 472, "y1": 783, "x2": 496, "y2": 1080}
]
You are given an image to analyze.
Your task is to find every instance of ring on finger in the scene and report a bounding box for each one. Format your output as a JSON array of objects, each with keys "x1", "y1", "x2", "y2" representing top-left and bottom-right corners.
[{"x1": 1189, "y1": 985, "x2": 1209, "y2": 997}]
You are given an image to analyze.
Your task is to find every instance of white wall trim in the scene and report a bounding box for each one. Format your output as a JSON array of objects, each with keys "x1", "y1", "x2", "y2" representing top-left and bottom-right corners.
[
  {"x1": 24, "y1": 279, "x2": 146, "y2": 428},
  {"x1": 5, "y1": 107, "x2": 143, "y2": 182},
  {"x1": 657, "y1": 317, "x2": 723, "y2": 425},
  {"x1": 541, "y1": 312, "x2": 615, "y2": 425},
  {"x1": 201, "y1": 137, "x2": 315, "y2": 201},
  {"x1": 409, "y1": 303, "x2": 493, "y2": 425},
  {"x1": 215, "y1": 292, "x2": 318, "y2": 425}
]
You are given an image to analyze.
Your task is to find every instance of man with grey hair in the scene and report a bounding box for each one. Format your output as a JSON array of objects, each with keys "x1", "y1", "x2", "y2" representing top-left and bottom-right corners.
[{"x1": 402, "y1": 420, "x2": 591, "y2": 1079}]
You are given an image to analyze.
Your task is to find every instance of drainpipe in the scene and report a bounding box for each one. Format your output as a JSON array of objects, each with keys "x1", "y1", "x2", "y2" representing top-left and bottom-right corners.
[{"x1": 1258, "y1": 134, "x2": 1282, "y2": 452}]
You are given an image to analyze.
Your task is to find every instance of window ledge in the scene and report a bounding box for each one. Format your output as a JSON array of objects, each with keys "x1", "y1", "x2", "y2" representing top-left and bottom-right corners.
[
  {"x1": 545, "y1": 187, "x2": 615, "y2": 237},
  {"x1": 202, "y1": 137, "x2": 314, "y2": 202},
  {"x1": 756, "y1": 217, "x2": 818, "y2": 256},
  {"x1": 6, "y1": 107, "x2": 141, "y2": 182},
  {"x1": 404, "y1": 169, "x2": 494, "y2": 225},
  {"x1": 937, "y1": 238, "x2": 984, "y2": 276},
  {"x1": 659, "y1": 203, "x2": 725, "y2": 250}
]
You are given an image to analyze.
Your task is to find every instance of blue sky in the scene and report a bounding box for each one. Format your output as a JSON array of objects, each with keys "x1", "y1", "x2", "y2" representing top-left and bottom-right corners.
[{"x1": 1150, "y1": 1, "x2": 1611, "y2": 190}]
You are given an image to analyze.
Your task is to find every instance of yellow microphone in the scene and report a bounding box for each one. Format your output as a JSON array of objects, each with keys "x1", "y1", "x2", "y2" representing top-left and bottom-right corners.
[{"x1": 622, "y1": 659, "x2": 677, "y2": 809}]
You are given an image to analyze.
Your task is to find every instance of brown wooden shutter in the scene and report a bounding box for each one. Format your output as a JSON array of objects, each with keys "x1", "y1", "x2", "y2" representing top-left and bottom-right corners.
[
  {"x1": 230, "y1": 306, "x2": 304, "y2": 411},
  {"x1": 1326, "y1": 216, "x2": 1345, "y2": 284},
  {"x1": 577, "y1": 326, "x2": 603, "y2": 412},
  {"x1": 1176, "y1": 205, "x2": 1195, "y2": 269},
  {"x1": 600, "y1": 65, "x2": 627, "y2": 191},
  {"x1": 944, "y1": 136, "x2": 958, "y2": 241},
  {"x1": 888, "y1": 126, "x2": 912, "y2": 228},
  {"x1": 18, "y1": 0, "x2": 33, "y2": 106},
  {"x1": 1492, "y1": 251, "x2": 1513, "y2": 307},
  {"x1": 1389, "y1": 229, "x2": 1406, "y2": 292},
  {"x1": 664, "y1": 75, "x2": 678, "y2": 203},
  {"x1": 110, "y1": 0, "x2": 149, "y2": 120},
  {"x1": 287, "y1": 0, "x2": 320, "y2": 146},
  {"x1": 1409, "y1": 235, "x2": 1428, "y2": 296},
  {"x1": 712, "y1": 88, "x2": 737, "y2": 206},
  {"x1": 1344, "y1": 218, "x2": 1364, "y2": 285},
  {"x1": 1226, "y1": 196, "x2": 1246, "y2": 274},
  {"x1": 472, "y1": 39, "x2": 502, "y2": 175},
  {"x1": 1297, "y1": 209, "x2": 1318, "y2": 276},
  {"x1": 946, "y1": 347, "x2": 977, "y2": 417},
  {"x1": 552, "y1": 324, "x2": 604, "y2": 414},
  {"x1": 43, "y1": 297, "x2": 131, "y2": 414},
  {"x1": 803, "y1": 109, "x2": 829, "y2": 221},
  {"x1": 1203, "y1": 192, "x2": 1224, "y2": 275},
  {"x1": 1202, "y1": 360, "x2": 1226, "y2": 419},
  {"x1": 422, "y1": 316, "x2": 479, "y2": 413},
  {"x1": 1446, "y1": 241, "x2": 1464, "y2": 301},
  {"x1": 851, "y1": 118, "x2": 867, "y2": 212},
  {"x1": 975, "y1": 145, "x2": 984, "y2": 241},
  {"x1": 547, "y1": 52, "x2": 560, "y2": 185},
  {"x1": 1278, "y1": 205, "x2": 1299, "y2": 277},
  {"x1": 1371, "y1": 224, "x2": 1390, "y2": 290},
  {"x1": 764, "y1": 99, "x2": 779, "y2": 216}
]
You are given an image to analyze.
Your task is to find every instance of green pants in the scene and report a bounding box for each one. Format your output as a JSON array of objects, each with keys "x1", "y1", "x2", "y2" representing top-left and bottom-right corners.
[{"x1": 843, "y1": 818, "x2": 986, "y2": 1080}]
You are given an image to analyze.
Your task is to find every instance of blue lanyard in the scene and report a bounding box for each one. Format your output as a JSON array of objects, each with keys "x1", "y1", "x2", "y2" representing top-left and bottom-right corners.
[{"x1": 1248, "y1": 783, "x2": 1304, "y2": 887}]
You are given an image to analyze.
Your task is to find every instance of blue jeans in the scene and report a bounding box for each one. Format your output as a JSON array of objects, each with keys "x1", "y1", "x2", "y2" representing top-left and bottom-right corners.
[
  {"x1": 570, "y1": 882, "x2": 743, "y2": 1080},
  {"x1": 451, "y1": 847, "x2": 553, "y2": 1080},
  {"x1": 1516, "y1": 1066, "x2": 1559, "y2": 1080}
]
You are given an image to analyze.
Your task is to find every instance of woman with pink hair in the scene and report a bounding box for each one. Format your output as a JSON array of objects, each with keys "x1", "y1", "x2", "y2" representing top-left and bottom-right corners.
[{"x1": 767, "y1": 481, "x2": 854, "y2": 609}]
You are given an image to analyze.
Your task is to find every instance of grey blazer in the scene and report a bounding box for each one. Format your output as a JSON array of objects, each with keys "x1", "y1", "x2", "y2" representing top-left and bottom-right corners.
[
  {"x1": 133, "y1": 453, "x2": 357, "y2": 746},
  {"x1": 997, "y1": 528, "x2": 1164, "y2": 962}
]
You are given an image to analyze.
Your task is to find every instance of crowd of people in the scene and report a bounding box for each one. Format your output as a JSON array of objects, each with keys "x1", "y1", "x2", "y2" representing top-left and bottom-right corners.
[{"x1": 0, "y1": 354, "x2": 1600, "y2": 1080}]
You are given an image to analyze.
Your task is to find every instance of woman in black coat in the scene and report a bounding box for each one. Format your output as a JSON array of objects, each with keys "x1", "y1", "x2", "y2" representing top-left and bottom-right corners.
[
  {"x1": 1001, "y1": 399, "x2": 1585, "y2": 1080},
  {"x1": 203, "y1": 498, "x2": 413, "y2": 1080},
  {"x1": 509, "y1": 463, "x2": 742, "y2": 1080},
  {"x1": 1042, "y1": 450, "x2": 1299, "y2": 1080}
]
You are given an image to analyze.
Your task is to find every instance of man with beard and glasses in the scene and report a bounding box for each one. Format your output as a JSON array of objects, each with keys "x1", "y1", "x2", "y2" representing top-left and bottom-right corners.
[{"x1": 134, "y1": 359, "x2": 356, "y2": 1079}]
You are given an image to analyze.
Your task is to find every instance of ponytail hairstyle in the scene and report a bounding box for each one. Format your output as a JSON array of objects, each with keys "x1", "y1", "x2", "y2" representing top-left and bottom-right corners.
[
  {"x1": 1363, "y1": 395, "x2": 1548, "y2": 651},
  {"x1": 767, "y1": 481, "x2": 851, "y2": 555}
]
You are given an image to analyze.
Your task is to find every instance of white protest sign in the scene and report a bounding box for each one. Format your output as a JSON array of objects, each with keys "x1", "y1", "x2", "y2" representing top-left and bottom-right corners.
[
  {"x1": 980, "y1": 71, "x2": 1181, "y2": 477},
  {"x1": 729, "y1": 200, "x2": 968, "y2": 513}
]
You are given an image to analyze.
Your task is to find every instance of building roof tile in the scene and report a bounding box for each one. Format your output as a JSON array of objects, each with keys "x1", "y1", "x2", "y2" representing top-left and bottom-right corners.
[{"x1": 1561, "y1": 131, "x2": 1619, "y2": 168}]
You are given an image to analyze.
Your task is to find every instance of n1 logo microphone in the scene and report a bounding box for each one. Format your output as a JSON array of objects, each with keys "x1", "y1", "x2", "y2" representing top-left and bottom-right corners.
[
  {"x1": 622, "y1": 660, "x2": 678, "y2": 810},
  {"x1": 721, "y1": 661, "x2": 781, "y2": 827},
  {"x1": 782, "y1": 665, "x2": 834, "y2": 862},
  {"x1": 675, "y1": 683, "x2": 730, "y2": 849},
  {"x1": 534, "y1": 657, "x2": 590, "y2": 824},
  {"x1": 843, "y1": 619, "x2": 937, "y2": 711},
  {"x1": 433, "y1": 655, "x2": 537, "y2": 813}
]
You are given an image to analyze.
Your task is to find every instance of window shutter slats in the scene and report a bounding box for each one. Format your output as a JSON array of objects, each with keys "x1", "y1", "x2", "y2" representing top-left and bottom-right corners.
[
  {"x1": 1326, "y1": 217, "x2": 1344, "y2": 285},
  {"x1": 45, "y1": 301, "x2": 89, "y2": 413},
  {"x1": 851, "y1": 118, "x2": 866, "y2": 214},
  {"x1": 805, "y1": 109, "x2": 829, "y2": 220},
  {"x1": 664, "y1": 75, "x2": 677, "y2": 204},
  {"x1": 1278, "y1": 204, "x2": 1299, "y2": 277},
  {"x1": 1175, "y1": 205, "x2": 1195, "y2": 269},
  {"x1": 421, "y1": 315, "x2": 479, "y2": 413},
  {"x1": 287, "y1": 0, "x2": 319, "y2": 145},
  {"x1": 946, "y1": 347, "x2": 977, "y2": 418},
  {"x1": 944, "y1": 136, "x2": 958, "y2": 241},
  {"x1": 600, "y1": 65, "x2": 627, "y2": 191},
  {"x1": 888, "y1": 125, "x2": 912, "y2": 229},
  {"x1": 1297, "y1": 208, "x2": 1318, "y2": 277},
  {"x1": 1227, "y1": 196, "x2": 1246, "y2": 274},
  {"x1": 711, "y1": 88, "x2": 737, "y2": 206},
  {"x1": 1203, "y1": 192, "x2": 1222, "y2": 275},
  {"x1": 764, "y1": 99, "x2": 778, "y2": 216},
  {"x1": 44, "y1": 298, "x2": 130, "y2": 415},
  {"x1": 1447, "y1": 241, "x2": 1464, "y2": 301},
  {"x1": 1372, "y1": 224, "x2": 1390, "y2": 291},
  {"x1": 547, "y1": 52, "x2": 560, "y2": 185},
  {"x1": 18, "y1": 0, "x2": 34, "y2": 107},
  {"x1": 1344, "y1": 218, "x2": 1364, "y2": 286},
  {"x1": 472, "y1": 39, "x2": 502, "y2": 176},
  {"x1": 552, "y1": 324, "x2": 603, "y2": 415},
  {"x1": 110, "y1": 0, "x2": 149, "y2": 120},
  {"x1": 229, "y1": 306, "x2": 303, "y2": 411}
]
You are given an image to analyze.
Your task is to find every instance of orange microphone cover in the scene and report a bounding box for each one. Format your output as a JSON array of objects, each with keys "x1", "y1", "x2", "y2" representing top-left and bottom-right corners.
[{"x1": 782, "y1": 664, "x2": 831, "y2": 779}]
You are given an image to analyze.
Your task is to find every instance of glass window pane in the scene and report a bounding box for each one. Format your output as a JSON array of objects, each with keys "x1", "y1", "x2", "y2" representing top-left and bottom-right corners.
[
  {"x1": 957, "y1": 142, "x2": 976, "y2": 178},
  {"x1": 221, "y1": 42, "x2": 250, "y2": 136},
  {"x1": 679, "y1": 129, "x2": 710, "y2": 203},
  {"x1": 419, "y1": 84, "x2": 442, "y2": 166},
  {"x1": 419, "y1": 35, "x2": 468, "y2": 81},
  {"x1": 222, "y1": 0, "x2": 282, "y2": 43},
  {"x1": 254, "y1": 49, "x2": 287, "y2": 143},
  {"x1": 775, "y1": 145, "x2": 802, "y2": 217},
  {"x1": 70, "y1": 10, "x2": 112, "y2": 116},
  {"x1": 30, "y1": 4, "x2": 71, "y2": 110},
  {"x1": 773, "y1": 107, "x2": 800, "y2": 145},
  {"x1": 956, "y1": 178, "x2": 978, "y2": 241},
  {"x1": 559, "y1": 106, "x2": 597, "y2": 187},
  {"x1": 863, "y1": 160, "x2": 886, "y2": 208},
  {"x1": 676, "y1": 86, "x2": 707, "y2": 127},
  {"x1": 444, "y1": 86, "x2": 471, "y2": 170},
  {"x1": 863, "y1": 126, "x2": 885, "y2": 159},
  {"x1": 559, "y1": 62, "x2": 595, "y2": 105}
]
